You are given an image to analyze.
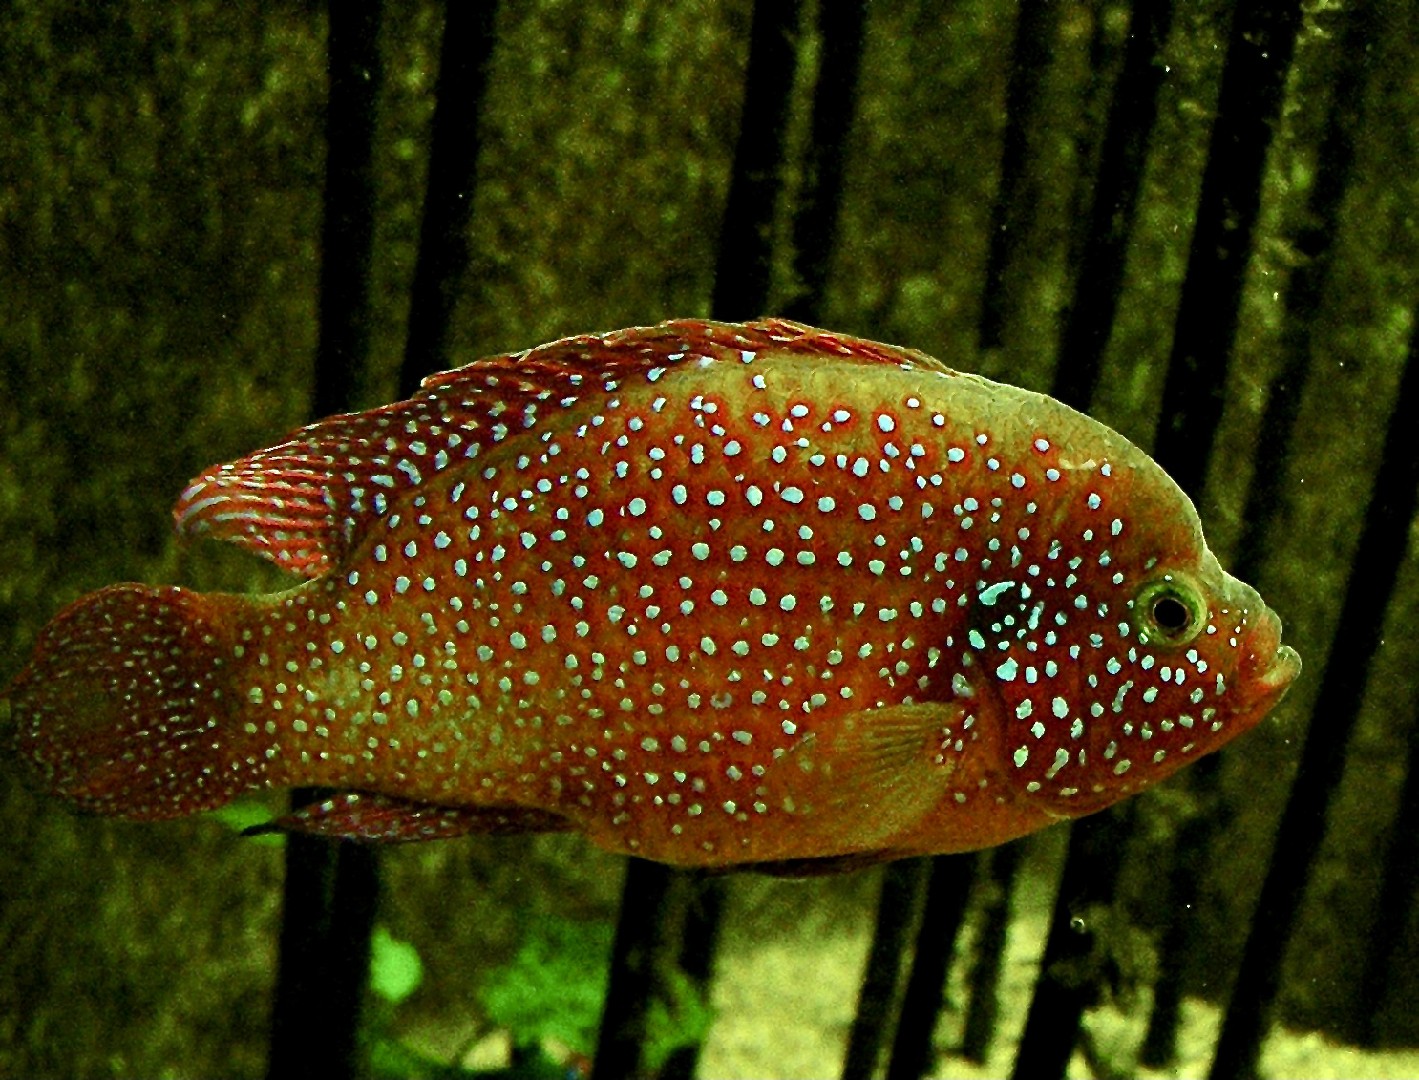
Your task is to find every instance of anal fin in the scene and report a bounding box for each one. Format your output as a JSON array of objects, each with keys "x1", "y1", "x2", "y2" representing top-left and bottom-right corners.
[{"x1": 243, "y1": 791, "x2": 574, "y2": 843}]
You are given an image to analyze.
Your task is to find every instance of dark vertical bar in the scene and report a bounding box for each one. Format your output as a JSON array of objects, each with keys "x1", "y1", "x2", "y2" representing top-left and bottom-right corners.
[
  {"x1": 1150, "y1": 0, "x2": 1305, "y2": 494},
  {"x1": 960, "y1": 842, "x2": 1025, "y2": 1062},
  {"x1": 1143, "y1": 3, "x2": 1377, "y2": 1065},
  {"x1": 592, "y1": 859, "x2": 677, "y2": 1080},
  {"x1": 1059, "y1": 0, "x2": 1125, "y2": 285},
  {"x1": 787, "y1": 4, "x2": 972, "y2": 1074},
  {"x1": 1143, "y1": 652, "x2": 1247, "y2": 1052},
  {"x1": 311, "y1": 0, "x2": 385, "y2": 421},
  {"x1": 658, "y1": 876, "x2": 727, "y2": 1080},
  {"x1": 268, "y1": 5, "x2": 385, "y2": 1080},
  {"x1": 947, "y1": 4, "x2": 1157, "y2": 1061},
  {"x1": 841, "y1": 859, "x2": 928, "y2": 1080},
  {"x1": 1209, "y1": 313, "x2": 1419, "y2": 1078},
  {"x1": 1051, "y1": 0, "x2": 1179, "y2": 411},
  {"x1": 268, "y1": 826, "x2": 381, "y2": 1080},
  {"x1": 1127, "y1": 1, "x2": 1301, "y2": 1074},
  {"x1": 399, "y1": 0, "x2": 500, "y2": 397},
  {"x1": 1230, "y1": 0, "x2": 1376, "y2": 578},
  {"x1": 782, "y1": 0, "x2": 869, "y2": 324},
  {"x1": 1359, "y1": 717, "x2": 1419, "y2": 1046},
  {"x1": 783, "y1": 7, "x2": 959, "y2": 1076},
  {"x1": 883, "y1": 854, "x2": 975, "y2": 1080},
  {"x1": 1136, "y1": 762, "x2": 1218, "y2": 1069},
  {"x1": 1006, "y1": 0, "x2": 1196, "y2": 1063},
  {"x1": 1016, "y1": 0, "x2": 1305, "y2": 1069},
  {"x1": 595, "y1": 4, "x2": 805, "y2": 1076},
  {"x1": 1009, "y1": 805, "x2": 1135, "y2": 1080},
  {"x1": 977, "y1": 0, "x2": 1062, "y2": 350},
  {"x1": 710, "y1": 0, "x2": 804, "y2": 321}
]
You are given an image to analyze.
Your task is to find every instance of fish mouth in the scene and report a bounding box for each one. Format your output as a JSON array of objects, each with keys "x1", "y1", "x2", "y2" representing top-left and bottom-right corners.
[
  {"x1": 1244, "y1": 599, "x2": 1301, "y2": 701},
  {"x1": 1206, "y1": 596, "x2": 1300, "y2": 742},
  {"x1": 1259, "y1": 642, "x2": 1302, "y2": 694}
]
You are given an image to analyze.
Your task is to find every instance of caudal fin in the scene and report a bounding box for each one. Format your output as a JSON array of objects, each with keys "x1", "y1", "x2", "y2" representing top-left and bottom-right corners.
[{"x1": 3, "y1": 584, "x2": 265, "y2": 820}]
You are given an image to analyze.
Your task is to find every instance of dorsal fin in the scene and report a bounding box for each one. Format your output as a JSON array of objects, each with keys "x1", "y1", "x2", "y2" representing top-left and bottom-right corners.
[{"x1": 172, "y1": 318, "x2": 950, "y2": 577}]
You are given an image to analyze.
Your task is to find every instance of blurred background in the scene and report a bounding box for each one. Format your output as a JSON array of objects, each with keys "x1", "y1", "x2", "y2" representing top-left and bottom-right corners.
[{"x1": 1, "y1": 1, "x2": 1417, "y2": 1077}]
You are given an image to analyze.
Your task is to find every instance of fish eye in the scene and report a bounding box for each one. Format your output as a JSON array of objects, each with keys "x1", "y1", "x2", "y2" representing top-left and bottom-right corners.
[{"x1": 1133, "y1": 575, "x2": 1206, "y2": 647}]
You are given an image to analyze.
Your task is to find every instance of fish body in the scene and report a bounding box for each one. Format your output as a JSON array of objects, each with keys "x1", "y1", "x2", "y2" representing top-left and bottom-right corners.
[{"x1": 2, "y1": 320, "x2": 1299, "y2": 868}]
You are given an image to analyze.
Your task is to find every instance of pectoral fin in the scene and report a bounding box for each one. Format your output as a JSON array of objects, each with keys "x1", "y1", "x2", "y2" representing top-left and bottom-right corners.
[
  {"x1": 756, "y1": 701, "x2": 961, "y2": 854},
  {"x1": 244, "y1": 791, "x2": 573, "y2": 843}
]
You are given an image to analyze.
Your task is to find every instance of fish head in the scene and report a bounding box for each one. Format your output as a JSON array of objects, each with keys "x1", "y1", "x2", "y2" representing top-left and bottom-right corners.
[
  {"x1": 954, "y1": 430, "x2": 1300, "y2": 820},
  {"x1": 1161, "y1": 558, "x2": 1302, "y2": 737}
]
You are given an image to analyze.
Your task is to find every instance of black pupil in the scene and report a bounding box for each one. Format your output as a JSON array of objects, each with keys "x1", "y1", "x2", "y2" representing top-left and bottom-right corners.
[{"x1": 1152, "y1": 594, "x2": 1191, "y2": 633}]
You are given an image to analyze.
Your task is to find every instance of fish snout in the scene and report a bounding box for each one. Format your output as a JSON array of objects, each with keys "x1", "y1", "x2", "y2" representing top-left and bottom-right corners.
[
  {"x1": 1259, "y1": 641, "x2": 1302, "y2": 695},
  {"x1": 1217, "y1": 571, "x2": 1300, "y2": 698},
  {"x1": 1240, "y1": 597, "x2": 1301, "y2": 710}
]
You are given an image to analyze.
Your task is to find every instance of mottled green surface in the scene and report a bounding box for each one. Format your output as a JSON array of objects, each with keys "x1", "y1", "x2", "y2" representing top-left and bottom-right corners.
[{"x1": 1, "y1": 0, "x2": 1417, "y2": 1075}]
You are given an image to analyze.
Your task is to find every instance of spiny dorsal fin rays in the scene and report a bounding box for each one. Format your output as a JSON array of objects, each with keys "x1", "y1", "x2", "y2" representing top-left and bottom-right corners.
[{"x1": 171, "y1": 318, "x2": 953, "y2": 578}]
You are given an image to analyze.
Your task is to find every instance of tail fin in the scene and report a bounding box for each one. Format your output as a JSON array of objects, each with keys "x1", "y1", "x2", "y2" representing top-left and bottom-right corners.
[{"x1": 3, "y1": 584, "x2": 265, "y2": 820}]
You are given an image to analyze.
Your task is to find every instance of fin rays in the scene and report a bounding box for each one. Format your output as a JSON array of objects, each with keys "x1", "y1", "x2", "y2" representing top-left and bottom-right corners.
[
  {"x1": 4, "y1": 584, "x2": 261, "y2": 820},
  {"x1": 171, "y1": 319, "x2": 950, "y2": 578}
]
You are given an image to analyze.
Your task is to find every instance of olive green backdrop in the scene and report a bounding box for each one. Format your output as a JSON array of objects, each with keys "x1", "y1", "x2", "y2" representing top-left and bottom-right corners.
[{"x1": 1, "y1": 1, "x2": 1416, "y2": 1075}]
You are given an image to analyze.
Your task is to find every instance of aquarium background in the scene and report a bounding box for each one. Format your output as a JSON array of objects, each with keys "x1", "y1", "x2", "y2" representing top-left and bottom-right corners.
[{"x1": 1, "y1": 0, "x2": 1417, "y2": 1077}]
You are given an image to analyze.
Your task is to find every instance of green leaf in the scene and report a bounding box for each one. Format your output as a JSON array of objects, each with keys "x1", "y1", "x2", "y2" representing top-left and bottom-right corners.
[
  {"x1": 369, "y1": 925, "x2": 424, "y2": 1006},
  {"x1": 476, "y1": 916, "x2": 615, "y2": 1056},
  {"x1": 204, "y1": 798, "x2": 283, "y2": 846},
  {"x1": 643, "y1": 965, "x2": 715, "y2": 1071}
]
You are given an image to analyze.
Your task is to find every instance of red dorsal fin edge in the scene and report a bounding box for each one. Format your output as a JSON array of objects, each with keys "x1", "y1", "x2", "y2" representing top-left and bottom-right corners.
[{"x1": 172, "y1": 318, "x2": 946, "y2": 577}]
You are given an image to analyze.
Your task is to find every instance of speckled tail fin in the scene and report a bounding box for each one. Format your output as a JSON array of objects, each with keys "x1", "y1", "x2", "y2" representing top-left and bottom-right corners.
[
  {"x1": 761, "y1": 701, "x2": 961, "y2": 853},
  {"x1": 245, "y1": 791, "x2": 575, "y2": 843},
  {"x1": 170, "y1": 319, "x2": 951, "y2": 579},
  {"x1": 2, "y1": 584, "x2": 265, "y2": 820}
]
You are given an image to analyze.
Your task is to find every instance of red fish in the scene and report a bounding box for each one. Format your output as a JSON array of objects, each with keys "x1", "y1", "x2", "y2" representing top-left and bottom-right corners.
[{"x1": 2, "y1": 320, "x2": 1299, "y2": 867}]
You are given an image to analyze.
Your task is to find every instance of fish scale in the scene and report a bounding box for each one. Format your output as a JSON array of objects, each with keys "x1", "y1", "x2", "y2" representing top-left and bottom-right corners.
[{"x1": 2, "y1": 319, "x2": 1300, "y2": 869}]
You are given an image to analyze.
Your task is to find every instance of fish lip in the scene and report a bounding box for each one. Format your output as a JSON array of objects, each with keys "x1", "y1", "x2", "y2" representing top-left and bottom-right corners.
[
  {"x1": 1245, "y1": 601, "x2": 1301, "y2": 697},
  {"x1": 1259, "y1": 642, "x2": 1302, "y2": 695},
  {"x1": 1216, "y1": 569, "x2": 1299, "y2": 698}
]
